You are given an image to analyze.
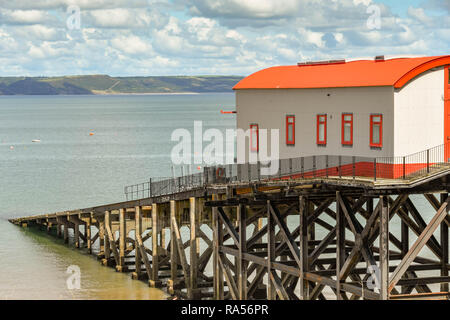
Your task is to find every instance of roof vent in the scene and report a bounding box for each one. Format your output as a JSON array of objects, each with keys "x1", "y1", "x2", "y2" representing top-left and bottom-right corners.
[
  {"x1": 375, "y1": 55, "x2": 385, "y2": 62},
  {"x1": 297, "y1": 59, "x2": 346, "y2": 67}
]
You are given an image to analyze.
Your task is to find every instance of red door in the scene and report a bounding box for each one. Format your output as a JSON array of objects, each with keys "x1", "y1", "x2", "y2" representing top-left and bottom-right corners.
[{"x1": 445, "y1": 67, "x2": 450, "y2": 161}]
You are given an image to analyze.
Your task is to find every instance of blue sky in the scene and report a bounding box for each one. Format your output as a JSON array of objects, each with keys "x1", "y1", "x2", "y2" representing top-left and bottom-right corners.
[{"x1": 0, "y1": 0, "x2": 449, "y2": 76}]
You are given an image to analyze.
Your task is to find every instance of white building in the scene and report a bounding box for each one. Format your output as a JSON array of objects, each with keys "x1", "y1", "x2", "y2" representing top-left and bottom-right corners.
[{"x1": 233, "y1": 56, "x2": 450, "y2": 178}]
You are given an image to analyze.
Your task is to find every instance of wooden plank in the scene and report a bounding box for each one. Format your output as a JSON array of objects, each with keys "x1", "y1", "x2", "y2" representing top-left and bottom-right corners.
[
  {"x1": 299, "y1": 196, "x2": 309, "y2": 300},
  {"x1": 217, "y1": 207, "x2": 239, "y2": 246},
  {"x1": 440, "y1": 193, "x2": 449, "y2": 292},
  {"x1": 189, "y1": 197, "x2": 199, "y2": 298},
  {"x1": 309, "y1": 227, "x2": 336, "y2": 266},
  {"x1": 379, "y1": 196, "x2": 389, "y2": 300},
  {"x1": 269, "y1": 270, "x2": 289, "y2": 300},
  {"x1": 218, "y1": 254, "x2": 238, "y2": 300},
  {"x1": 268, "y1": 202, "x2": 301, "y2": 268},
  {"x1": 104, "y1": 211, "x2": 119, "y2": 265},
  {"x1": 151, "y1": 203, "x2": 160, "y2": 287},
  {"x1": 171, "y1": 209, "x2": 190, "y2": 296},
  {"x1": 118, "y1": 208, "x2": 126, "y2": 271},
  {"x1": 86, "y1": 215, "x2": 92, "y2": 254},
  {"x1": 212, "y1": 195, "x2": 223, "y2": 299},
  {"x1": 169, "y1": 201, "x2": 178, "y2": 293},
  {"x1": 336, "y1": 192, "x2": 346, "y2": 300},
  {"x1": 389, "y1": 197, "x2": 450, "y2": 293},
  {"x1": 237, "y1": 204, "x2": 247, "y2": 300},
  {"x1": 98, "y1": 219, "x2": 105, "y2": 258},
  {"x1": 267, "y1": 201, "x2": 276, "y2": 300},
  {"x1": 134, "y1": 206, "x2": 143, "y2": 278}
]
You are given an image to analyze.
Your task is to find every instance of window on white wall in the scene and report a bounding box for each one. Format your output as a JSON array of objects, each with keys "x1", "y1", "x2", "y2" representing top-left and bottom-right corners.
[
  {"x1": 286, "y1": 115, "x2": 295, "y2": 145},
  {"x1": 317, "y1": 114, "x2": 327, "y2": 145},
  {"x1": 370, "y1": 115, "x2": 383, "y2": 148},
  {"x1": 342, "y1": 113, "x2": 353, "y2": 145},
  {"x1": 250, "y1": 124, "x2": 259, "y2": 152}
]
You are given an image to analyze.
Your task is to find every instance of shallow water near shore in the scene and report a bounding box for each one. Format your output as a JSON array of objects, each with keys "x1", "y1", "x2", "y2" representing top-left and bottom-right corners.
[{"x1": 0, "y1": 94, "x2": 235, "y2": 300}]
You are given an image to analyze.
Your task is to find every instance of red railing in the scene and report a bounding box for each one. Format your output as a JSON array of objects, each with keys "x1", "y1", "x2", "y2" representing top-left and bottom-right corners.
[{"x1": 125, "y1": 142, "x2": 450, "y2": 200}]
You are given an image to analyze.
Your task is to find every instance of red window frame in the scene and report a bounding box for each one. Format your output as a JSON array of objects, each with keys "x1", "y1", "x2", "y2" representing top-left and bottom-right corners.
[
  {"x1": 317, "y1": 114, "x2": 327, "y2": 145},
  {"x1": 341, "y1": 113, "x2": 353, "y2": 145},
  {"x1": 286, "y1": 115, "x2": 295, "y2": 145},
  {"x1": 370, "y1": 114, "x2": 383, "y2": 148},
  {"x1": 250, "y1": 124, "x2": 259, "y2": 152}
]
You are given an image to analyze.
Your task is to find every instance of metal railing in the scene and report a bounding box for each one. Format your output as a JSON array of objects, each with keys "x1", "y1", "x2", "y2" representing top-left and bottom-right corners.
[{"x1": 125, "y1": 142, "x2": 450, "y2": 201}]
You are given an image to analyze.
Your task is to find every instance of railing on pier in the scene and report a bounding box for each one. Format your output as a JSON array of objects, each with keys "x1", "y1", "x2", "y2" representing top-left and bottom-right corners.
[{"x1": 125, "y1": 142, "x2": 450, "y2": 201}]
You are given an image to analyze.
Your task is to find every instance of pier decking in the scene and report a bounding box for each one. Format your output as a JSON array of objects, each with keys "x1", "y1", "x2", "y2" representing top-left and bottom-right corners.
[{"x1": 9, "y1": 155, "x2": 450, "y2": 300}]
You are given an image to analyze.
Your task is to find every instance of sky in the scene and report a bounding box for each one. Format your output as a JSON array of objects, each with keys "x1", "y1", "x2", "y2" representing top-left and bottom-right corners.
[{"x1": 0, "y1": 0, "x2": 449, "y2": 77}]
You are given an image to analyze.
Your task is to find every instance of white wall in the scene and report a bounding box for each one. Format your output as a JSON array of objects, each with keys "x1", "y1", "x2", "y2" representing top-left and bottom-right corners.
[
  {"x1": 393, "y1": 68, "x2": 445, "y2": 157},
  {"x1": 236, "y1": 86, "x2": 394, "y2": 161}
]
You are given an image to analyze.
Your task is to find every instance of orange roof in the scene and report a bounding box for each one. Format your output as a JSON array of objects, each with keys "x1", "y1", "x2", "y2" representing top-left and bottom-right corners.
[{"x1": 233, "y1": 56, "x2": 450, "y2": 90}]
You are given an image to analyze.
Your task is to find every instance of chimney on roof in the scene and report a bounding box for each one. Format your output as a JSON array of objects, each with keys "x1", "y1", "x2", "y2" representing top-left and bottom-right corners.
[
  {"x1": 297, "y1": 59, "x2": 346, "y2": 67},
  {"x1": 375, "y1": 55, "x2": 385, "y2": 62}
]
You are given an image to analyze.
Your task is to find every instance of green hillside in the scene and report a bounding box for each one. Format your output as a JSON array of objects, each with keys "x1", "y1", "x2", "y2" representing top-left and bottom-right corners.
[{"x1": 0, "y1": 75, "x2": 243, "y2": 95}]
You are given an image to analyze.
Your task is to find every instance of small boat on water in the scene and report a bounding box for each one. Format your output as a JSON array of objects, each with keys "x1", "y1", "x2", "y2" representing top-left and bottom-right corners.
[{"x1": 32, "y1": 139, "x2": 41, "y2": 143}]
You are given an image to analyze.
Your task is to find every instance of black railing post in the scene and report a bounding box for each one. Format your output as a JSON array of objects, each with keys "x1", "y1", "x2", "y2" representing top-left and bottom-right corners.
[
  {"x1": 301, "y1": 157, "x2": 304, "y2": 178},
  {"x1": 125, "y1": 187, "x2": 128, "y2": 201},
  {"x1": 326, "y1": 155, "x2": 329, "y2": 178},
  {"x1": 289, "y1": 158, "x2": 293, "y2": 179},
  {"x1": 248, "y1": 163, "x2": 251, "y2": 182},
  {"x1": 149, "y1": 178, "x2": 152, "y2": 198},
  {"x1": 352, "y1": 156, "x2": 356, "y2": 180},
  {"x1": 427, "y1": 149, "x2": 430, "y2": 173},
  {"x1": 279, "y1": 159, "x2": 282, "y2": 179},
  {"x1": 257, "y1": 161, "x2": 261, "y2": 181},
  {"x1": 313, "y1": 156, "x2": 317, "y2": 177},
  {"x1": 374, "y1": 158, "x2": 377, "y2": 181},
  {"x1": 338, "y1": 156, "x2": 342, "y2": 178},
  {"x1": 403, "y1": 157, "x2": 406, "y2": 180}
]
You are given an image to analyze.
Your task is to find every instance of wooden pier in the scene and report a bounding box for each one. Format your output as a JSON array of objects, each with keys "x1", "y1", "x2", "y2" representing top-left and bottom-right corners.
[{"x1": 9, "y1": 168, "x2": 450, "y2": 300}]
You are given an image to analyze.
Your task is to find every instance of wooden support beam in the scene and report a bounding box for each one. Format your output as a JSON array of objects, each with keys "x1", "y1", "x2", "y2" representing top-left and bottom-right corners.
[
  {"x1": 134, "y1": 206, "x2": 142, "y2": 279},
  {"x1": 169, "y1": 200, "x2": 178, "y2": 294},
  {"x1": 237, "y1": 204, "x2": 247, "y2": 300},
  {"x1": 389, "y1": 197, "x2": 450, "y2": 293},
  {"x1": 299, "y1": 196, "x2": 309, "y2": 300},
  {"x1": 171, "y1": 206, "x2": 190, "y2": 297},
  {"x1": 267, "y1": 200, "x2": 276, "y2": 300},
  {"x1": 218, "y1": 254, "x2": 238, "y2": 300},
  {"x1": 336, "y1": 192, "x2": 346, "y2": 300},
  {"x1": 117, "y1": 208, "x2": 126, "y2": 272},
  {"x1": 189, "y1": 197, "x2": 200, "y2": 299},
  {"x1": 86, "y1": 214, "x2": 92, "y2": 254},
  {"x1": 213, "y1": 200, "x2": 225, "y2": 300},
  {"x1": 440, "y1": 193, "x2": 449, "y2": 293},
  {"x1": 74, "y1": 219, "x2": 80, "y2": 248},
  {"x1": 150, "y1": 203, "x2": 161, "y2": 288},
  {"x1": 56, "y1": 218, "x2": 62, "y2": 238},
  {"x1": 104, "y1": 211, "x2": 119, "y2": 266},
  {"x1": 269, "y1": 270, "x2": 289, "y2": 300},
  {"x1": 379, "y1": 196, "x2": 389, "y2": 300},
  {"x1": 63, "y1": 219, "x2": 69, "y2": 244}
]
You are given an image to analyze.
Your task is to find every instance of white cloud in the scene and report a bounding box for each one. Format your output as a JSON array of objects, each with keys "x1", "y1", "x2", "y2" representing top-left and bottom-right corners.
[
  {"x1": 0, "y1": 1, "x2": 448, "y2": 77},
  {"x1": 110, "y1": 35, "x2": 153, "y2": 55}
]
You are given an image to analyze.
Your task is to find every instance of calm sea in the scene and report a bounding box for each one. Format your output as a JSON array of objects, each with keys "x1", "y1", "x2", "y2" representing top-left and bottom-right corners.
[
  {"x1": 0, "y1": 94, "x2": 235, "y2": 300},
  {"x1": 0, "y1": 94, "x2": 441, "y2": 299}
]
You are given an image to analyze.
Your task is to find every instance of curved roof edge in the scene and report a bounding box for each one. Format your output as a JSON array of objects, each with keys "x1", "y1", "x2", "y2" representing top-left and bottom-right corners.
[
  {"x1": 394, "y1": 56, "x2": 450, "y2": 88},
  {"x1": 233, "y1": 55, "x2": 450, "y2": 90}
]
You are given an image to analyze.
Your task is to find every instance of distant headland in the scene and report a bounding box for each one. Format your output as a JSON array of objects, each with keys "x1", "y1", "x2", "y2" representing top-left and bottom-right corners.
[{"x1": 0, "y1": 75, "x2": 243, "y2": 95}]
